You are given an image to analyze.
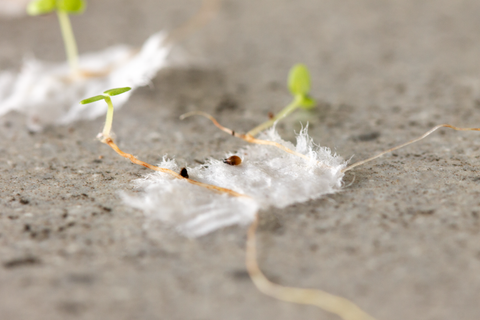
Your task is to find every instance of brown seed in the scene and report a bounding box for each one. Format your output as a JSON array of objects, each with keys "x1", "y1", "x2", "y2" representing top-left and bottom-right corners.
[
  {"x1": 180, "y1": 167, "x2": 189, "y2": 178},
  {"x1": 268, "y1": 112, "x2": 274, "y2": 119},
  {"x1": 223, "y1": 155, "x2": 242, "y2": 166}
]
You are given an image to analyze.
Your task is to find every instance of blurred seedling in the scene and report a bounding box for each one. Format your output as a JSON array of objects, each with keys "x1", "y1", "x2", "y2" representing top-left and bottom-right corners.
[
  {"x1": 181, "y1": 63, "x2": 317, "y2": 138},
  {"x1": 181, "y1": 64, "x2": 333, "y2": 167},
  {"x1": 182, "y1": 64, "x2": 480, "y2": 172},
  {"x1": 181, "y1": 64, "x2": 480, "y2": 320},
  {"x1": 81, "y1": 71, "x2": 480, "y2": 320},
  {"x1": 248, "y1": 63, "x2": 316, "y2": 136},
  {"x1": 80, "y1": 87, "x2": 244, "y2": 197},
  {"x1": 81, "y1": 86, "x2": 376, "y2": 320},
  {"x1": 27, "y1": 0, "x2": 85, "y2": 76},
  {"x1": 26, "y1": 0, "x2": 221, "y2": 79}
]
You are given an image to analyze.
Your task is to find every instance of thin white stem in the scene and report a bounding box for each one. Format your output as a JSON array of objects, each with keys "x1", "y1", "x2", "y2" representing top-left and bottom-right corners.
[
  {"x1": 57, "y1": 10, "x2": 79, "y2": 75},
  {"x1": 102, "y1": 96, "x2": 114, "y2": 139}
]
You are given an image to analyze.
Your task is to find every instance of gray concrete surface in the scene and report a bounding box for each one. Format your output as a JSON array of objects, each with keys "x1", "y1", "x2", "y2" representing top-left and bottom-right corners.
[{"x1": 1, "y1": 0, "x2": 480, "y2": 319}]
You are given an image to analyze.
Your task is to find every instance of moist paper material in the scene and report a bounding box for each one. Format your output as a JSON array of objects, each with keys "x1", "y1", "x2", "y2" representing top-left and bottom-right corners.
[
  {"x1": 122, "y1": 127, "x2": 347, "y2": 237},
  {"x1": 0, "y1": 32, "x2": 170, "y2": 131}
]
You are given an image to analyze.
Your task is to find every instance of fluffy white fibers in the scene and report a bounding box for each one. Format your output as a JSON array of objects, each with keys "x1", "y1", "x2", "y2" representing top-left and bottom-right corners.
[
  {"x1": 124, "y1": 158, "x2": 260, "y2": 238},
  {"x1": 0, "y1": 32, "x2": 170, "y2": 131},
  {"x1": 0, "y1": 0, "x2": 30, "y2": 17},
  {"x1": 122, "y1": 127, "x2": 347, "y2": 237}
]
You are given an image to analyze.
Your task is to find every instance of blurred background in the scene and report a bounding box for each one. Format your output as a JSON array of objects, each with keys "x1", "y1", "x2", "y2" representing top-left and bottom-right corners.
[{"x1": 1, "y1": 1, "x2": 480, "y2": 320}]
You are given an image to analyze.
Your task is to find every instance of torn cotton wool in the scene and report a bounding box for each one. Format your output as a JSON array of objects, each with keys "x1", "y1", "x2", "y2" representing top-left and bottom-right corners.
[
  {"x1": 122, "y1": 127, "x2": 347, "y2": 237},
  {"x1": 0, "y1": 0, "x2": 30, "y2": 17},
  {"x1": 0, "y1": 32, "x2": 170, "y2": 131},
  {"x1": 124, "y1": 159, "x2": 260, "y2": 238}
]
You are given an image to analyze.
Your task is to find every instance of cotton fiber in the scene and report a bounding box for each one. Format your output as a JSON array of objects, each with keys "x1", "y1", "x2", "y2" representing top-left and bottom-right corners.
[
  {"x1": 123, "y1": 127, "x2": 347, "y2": 237},
  {"x1": 0, "y1": 32, "x2": 170, "y2": 131}
]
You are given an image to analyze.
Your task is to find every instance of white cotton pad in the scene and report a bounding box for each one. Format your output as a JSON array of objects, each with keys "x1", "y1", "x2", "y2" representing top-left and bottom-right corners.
[
  {"x1": 0, "y1": 32, "x2": 170, "y2": 131},
  {"x1": 122, "y1": 127, "x2": 347, "y2": 237}
]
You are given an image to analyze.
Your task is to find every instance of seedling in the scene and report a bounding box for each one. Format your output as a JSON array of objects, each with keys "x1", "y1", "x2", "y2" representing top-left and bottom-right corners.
[
  {"x1": 81, "y1": 87, "x2": 131, "y2": 140},
  {"x1": 27, "y1": 0, "x2": 86, "y2": 75},
  {"x1": 180, "y1": 64, "x2": 333, "y2": 167},
  {"x1": 183, "y1": 64, "x2": 480, "y2": 173},
  {"x1": 1, "y1": 0, "x2": 225, "y2": 132},
  {"x1": 81, "y1": 86, "x2": 375, "y2": 320},
  {"x1": 180, "y1": 114, "x2": 480, "y2": 320},
  {"x1": 80, "y1": 87, "x2": 244, "y2": 197},
  {"x1": 184, "y1": 110, "x2": 480, "y2": 178},
  {"x1": 180, "y1": 64, "x2": 480, "y2": 320},
  {"x1": 81, "y1": 72, "x2": 480, "y2": 320},
  {"x1": 247, "y1": 64, "x2": 316, "y2": 137}
]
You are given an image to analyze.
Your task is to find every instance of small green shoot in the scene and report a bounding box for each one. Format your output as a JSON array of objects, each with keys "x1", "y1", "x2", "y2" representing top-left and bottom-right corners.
[
  {"x1": 247, "y1": 63, "x2": 316, "y2": 137},
  {"x1": 27, "y1": 0, "x2": 86, "y2": 76},
  {"x1": 79, "y1": 87, "x2": 244, "y2": 197},
  {"x1": 80, "y1": 95, "x2": 105, "y2": 104},
  {"x1": 103, "y1": 87, "x2": 132, "y2": 96},
  {"x1": 27, "y1": 0, "x2": 56, "y2": 15},
  {"x1": 80, "y1": 87, "x2": 131, "y2": 140}
]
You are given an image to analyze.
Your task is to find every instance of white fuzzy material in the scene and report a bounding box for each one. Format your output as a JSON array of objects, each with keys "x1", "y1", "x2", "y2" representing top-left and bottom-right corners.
[
  {"x1": 122, "y1": 127, "x2": 347, "y2": 237},
  {"x1": 0, "y1": 0, "x2": 30, "y2": 17},
  {"x1": 0, "y1": 32, "x2": 170, "y2": 131}
]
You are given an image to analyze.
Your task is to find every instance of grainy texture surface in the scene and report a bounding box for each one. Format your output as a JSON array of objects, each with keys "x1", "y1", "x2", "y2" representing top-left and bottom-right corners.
[{"x1": 1, "y1": 1, "x2": 480, "y2": 319}]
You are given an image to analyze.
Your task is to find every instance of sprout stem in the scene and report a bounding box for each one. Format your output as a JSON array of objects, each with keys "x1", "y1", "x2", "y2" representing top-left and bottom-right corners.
[
  {"x1": 102, "y1": 96, "x2": 114, "y2": 139},
  {"x1": 247, "y1": 96, "x2": 302, "y2": 137},
  {"x1": 57, "y1": 10, "x2": 79, "y2": 75}
]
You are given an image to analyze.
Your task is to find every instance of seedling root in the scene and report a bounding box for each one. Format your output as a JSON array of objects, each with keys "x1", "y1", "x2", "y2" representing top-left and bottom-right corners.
[
  {"x1": 180, "y1": 111, "x2": 334, "y2": 169},
  {"x1": 246, "y1": 215, "x2": 376, "y2": 320},
  {"x1": 103, "y1": 137, "x2": 246, "y2": 197},
  {"x1": 343, "y1": 124, "x2": 480, "y2": 172},
  {"x1": 84, "y1": 87, "x2": 376, "y2": 320},
  {"x1": 82, "y1": 87, "x2": 247, "y2": 198}
]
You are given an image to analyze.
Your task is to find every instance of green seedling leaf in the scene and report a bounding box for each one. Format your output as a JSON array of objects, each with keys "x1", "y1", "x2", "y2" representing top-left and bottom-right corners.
[
  {"x1": 57, "y1": 0, "x2": 86, "y2": 14},
  {"x1": 81, "y1": 95, "x2": 106, "y2": 105},
  {"x1": 103, "y1": 87, "x2": 132, "y2": 96},
  {"x1": 298, "y1": 95, "x2": 316, "y2": 110},
  {"x1": 27, "y1": 0, "x2": 56, "y2": 15},
  {"x1": 288, "y1": 64, "x2": 311, "y2": 97}
]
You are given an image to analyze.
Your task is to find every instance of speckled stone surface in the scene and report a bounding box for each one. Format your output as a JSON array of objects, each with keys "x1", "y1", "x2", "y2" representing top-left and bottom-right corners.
[{"x1": 1, "y1": 1, "x2": 480, "y2": 319}]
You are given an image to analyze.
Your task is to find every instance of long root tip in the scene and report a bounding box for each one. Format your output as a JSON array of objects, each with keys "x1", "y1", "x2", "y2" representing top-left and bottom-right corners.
[
  {"x1": 179, "y1": 112, "x2": 195, "y2": 120},
  {"x1": 179, "y1": 110, "x2": 211, "y2": 120}
]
